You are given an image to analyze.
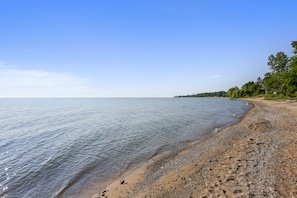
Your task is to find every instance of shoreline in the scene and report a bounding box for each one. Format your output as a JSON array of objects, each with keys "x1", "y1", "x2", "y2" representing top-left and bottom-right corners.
[{"x1": 93, "y1": 98, "x2": 297, "y2": 197}]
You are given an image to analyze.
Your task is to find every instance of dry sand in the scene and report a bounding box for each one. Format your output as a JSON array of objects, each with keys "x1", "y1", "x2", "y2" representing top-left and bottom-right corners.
[{"x1": 92, "y1": 98, "x2": 297, "y2": 198}]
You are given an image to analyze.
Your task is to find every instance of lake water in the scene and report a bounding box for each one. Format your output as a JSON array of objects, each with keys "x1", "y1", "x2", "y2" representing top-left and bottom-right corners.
[{"x1": 0, "y1": 98, "x2": 251, "y2": 197}]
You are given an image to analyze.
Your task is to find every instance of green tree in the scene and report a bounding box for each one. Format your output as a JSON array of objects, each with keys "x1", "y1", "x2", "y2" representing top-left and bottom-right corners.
[
  {"x1": 290, "y1": 41, "x2": 297, "y2": 68},
  {"x1": 256, "y1": 77, "x2": 265, "y2": 93},
  {"x1": 241, "y1": 81, "x2": 262, "y2": 97},
  {"x1": 263, "y1": 72, "x2": 283, "y2": 95},
  {"x1": 286, "y1": 41, "x2": 297, "y2": 95},
  {"x1": 267, "y1": 51, "x2": 289, "y2": 73},
  {"x1": 292, "y1": 41, "x2": 297, "y2": 55},
  {"x1": 264, "y1": 51, "x2": 290, "y2": 95},
  {"x1": 227, "y1": 86, "x2": 241, "y2": 98}
]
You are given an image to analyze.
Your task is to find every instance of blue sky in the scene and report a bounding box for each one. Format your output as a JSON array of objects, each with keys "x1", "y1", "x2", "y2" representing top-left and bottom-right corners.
[{"x1": 0, "y1": 0, "x2": 296, "y2": 97}]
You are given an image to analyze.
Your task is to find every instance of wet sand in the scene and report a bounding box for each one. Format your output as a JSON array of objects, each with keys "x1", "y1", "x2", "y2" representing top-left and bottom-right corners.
[{"x1": 92, "y1": 98, "x2": 297, "y2": 198}]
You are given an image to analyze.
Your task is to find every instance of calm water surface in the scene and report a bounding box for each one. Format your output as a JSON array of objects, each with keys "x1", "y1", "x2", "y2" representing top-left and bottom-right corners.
[{"x1": 0, "y1": 98, "x2": 251, "y2": 197}]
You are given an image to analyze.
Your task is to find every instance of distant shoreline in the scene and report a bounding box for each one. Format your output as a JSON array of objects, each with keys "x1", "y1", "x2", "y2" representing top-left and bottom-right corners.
[
  {"x1": 174, "y1": 91, "x2": 227, "y2": 98},
  {"x1": 95, "y1": 98, "x2": 297, "y2": 197}
]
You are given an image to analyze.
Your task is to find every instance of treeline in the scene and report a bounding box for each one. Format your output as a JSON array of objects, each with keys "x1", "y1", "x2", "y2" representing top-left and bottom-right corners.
[
  {"x1": 227, "y1": 41, "x2": 297, "y2": 99},
  {"x1": 176, "y1": 91, "x2": 226, "y2": 98},
  {"x1": 177, "y1": 41, "x2": 297, "y2": 99}
]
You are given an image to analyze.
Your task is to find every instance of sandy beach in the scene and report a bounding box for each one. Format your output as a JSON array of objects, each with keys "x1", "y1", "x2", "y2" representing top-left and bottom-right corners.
[{"x1": 93, "y1": 98, "x2": 297, "y2": 198}]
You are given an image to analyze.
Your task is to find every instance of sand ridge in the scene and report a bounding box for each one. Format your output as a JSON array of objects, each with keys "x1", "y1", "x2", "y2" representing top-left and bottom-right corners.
[{"x1": 93, "y1": 98, "x2": 297, "y2": 198}]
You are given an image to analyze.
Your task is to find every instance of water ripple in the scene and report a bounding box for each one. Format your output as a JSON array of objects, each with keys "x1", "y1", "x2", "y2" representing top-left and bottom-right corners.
[{"x1": 0, "y1": 98, "x2": 250, "y2": 197}]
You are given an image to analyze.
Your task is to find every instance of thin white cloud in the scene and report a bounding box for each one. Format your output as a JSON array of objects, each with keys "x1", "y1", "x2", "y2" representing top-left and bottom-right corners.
[
  {"x1": 0, "y1": 68, "x2": 101, "y2": 97},
  {"x1": 212, "y1": 74, "x2": 220, "y2": 78},
  {"x1": 207, "y1": 74, "x2": 221, "y2": 79}
]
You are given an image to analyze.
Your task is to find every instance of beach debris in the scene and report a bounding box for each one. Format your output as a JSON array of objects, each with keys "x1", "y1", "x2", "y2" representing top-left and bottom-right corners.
[
  {"x1": 101, "y1": 190, "x2": 107, "y2": 197},
  {"x1": 226, "y1": 176, "x2": 235, "y2": 182},
  {"x1": 234, "y1": 189, "x2": 242, "y2": 193},
  {"x1": 120, "y1": 179, "x2": 125, "y2": 185}
]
